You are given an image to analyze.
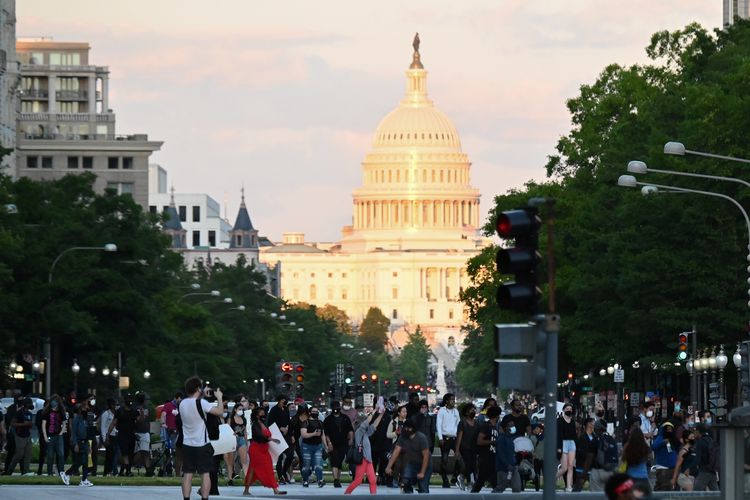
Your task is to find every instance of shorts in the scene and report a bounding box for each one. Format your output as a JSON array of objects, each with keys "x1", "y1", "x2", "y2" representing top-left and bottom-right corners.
[
  {"x1": 562, "y1": 440, "x2": 576, "y2": 454},
  {"x1": 135, "y1": 432, "x2": 150, "y2": 453},
  {"x1": 236, "y1": 436, "x2": 247, "y2": 448},
  {"x1": 329, "y1": 447, "x2": 346, "y2": 469},
  {"x1": 182, "y1": 443, "x2": 214, "y2": 474}
]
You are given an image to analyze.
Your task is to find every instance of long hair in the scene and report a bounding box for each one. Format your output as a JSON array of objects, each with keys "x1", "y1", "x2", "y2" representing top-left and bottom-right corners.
[
  {"x1": 623, "y1": 427, "x2": 650, "y2": 464},
  {"x1": 43, "y1": 394, "x2": 64, "y2": 415}
]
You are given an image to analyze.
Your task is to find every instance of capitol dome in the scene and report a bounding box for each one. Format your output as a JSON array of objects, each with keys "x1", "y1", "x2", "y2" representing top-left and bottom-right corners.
[{"x1": 370, "y1": 39, "x2": 462, "y2": 151}]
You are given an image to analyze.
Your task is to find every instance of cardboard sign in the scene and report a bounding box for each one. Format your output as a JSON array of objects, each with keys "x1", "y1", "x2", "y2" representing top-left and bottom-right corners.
[{"x1": 268, "y1": 423, "x2": 289, "y2": 463}]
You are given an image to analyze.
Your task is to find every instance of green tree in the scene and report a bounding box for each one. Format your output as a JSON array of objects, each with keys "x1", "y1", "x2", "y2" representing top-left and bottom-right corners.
[
  {"x1": 458, "y1": 20, "x2": 750, "y2": 391},
  {"x1": 359, "y1": 307, "x2": 390, "y2": 351},
  {"x1": 316, "y1": 303, "x2": 352, "y2": 335},
  {"x1": 395, "y1": 326, "x2": 431, "y2": 385}
]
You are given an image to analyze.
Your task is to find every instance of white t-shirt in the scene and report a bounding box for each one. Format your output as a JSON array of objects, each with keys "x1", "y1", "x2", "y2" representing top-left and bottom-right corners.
[{"x1": 179, "y1": 397, "x2": 214, "y2": 447}]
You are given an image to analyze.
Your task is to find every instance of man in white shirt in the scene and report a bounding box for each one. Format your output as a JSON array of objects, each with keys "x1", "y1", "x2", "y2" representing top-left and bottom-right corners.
[
  {"x1": 100, "y1": 398, "x2": 119, "y2": 476},
  {"x1": 639, "y1": 402, "x2": 656, "y2": 443},
  {"x1": 179, "y1": 376, "x2": 223, "y2": 500},
  {"x1": 436, "y1": 393, "x2": 460, "y2": 488}
]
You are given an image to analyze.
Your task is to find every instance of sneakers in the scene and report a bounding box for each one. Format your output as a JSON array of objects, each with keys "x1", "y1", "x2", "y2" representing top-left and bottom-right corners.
[
  {"x1": 565, "y1": 486, "x2": 573, "y2": 492},
  {"x1": 333, "y1": 479, "x2": 341, "y2": 488},
  {"x1": 79, "y1": 479, "x2": 94, "y2": 487},
  {"x1": 228, "y1": 479, "x2": 234, "y2": 486},
  {"x1": 442, "y1": 479, "x2": 451, "y2": 488},
  {"x1": 457, "y1": 476, "x2": 466, "y2": 491},
  {"x1": 60, "y1": 471, "x2": 70, "y2": 485},
  {"x1": 302, "y1": 481, "x2": 309, "y2": 487},
  {"x1": 318, "y1": 479, "x2": 325, "y2": 488}
]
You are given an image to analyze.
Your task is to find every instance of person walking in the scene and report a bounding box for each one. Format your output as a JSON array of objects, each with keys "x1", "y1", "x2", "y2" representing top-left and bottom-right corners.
[
  {"x1": 572, "y1": 417, "x2": 598, "y2": 491},
  {"x1": 455, "y1": 402, "x2": 479, "y2": 491},
  {"x1": 345, "y1": 407, "x2": 385, "y2": 495},
  {"x1": 501, "y1": 399, "x2": 531, "y2": 439},
  {"x1": 436, "y1": 393, "x2": 460, "y2": 488},
  {"x1": 40, "y1": 394, "x2": 68, "y2": 483},
  {"x1": 243, "y1": 406, "x2": 287, "y2": 496},
  {"x1": 529, "y1": 423, "x2": 545, "y2": 491},
  {"x1": 225, "y1": 395, "x2": 249, "y2": 486},
  {"x1": 652, "y1": 421, "x2": 678, "y2": 490},
  {"x1": 493, "y1": 416, "x2": 522, "y2": 493},
  {"x1": 71, "y1": 403, "x2": 94, "y2": 487},
  {"x1": 556, "y1": 403, "x2": 577, "y2": 492},
  {"x1": 323, "y1": 400, "x2": 354, "y2": 488},
  {"x1": 100, "y1": 398, "x2": 119, "y2": 477},
  {"x1": 300, "y1": 406, "x2": 325, "y2": 488},
  {"x1": 470, "y1": 405, "x2": 501, "y2": 492},
  {"x1": 369, "y1": 398, "x2": 395, "y2": 486},
  {"x1": 670, "y1": 428, "x2": 697, "y2": 491},
  {"x1": 179, "y1": 377, "x2": 225, "y2": 500},
  {"x1": 6, "y1": 397, "x2": 34, "y2": 476},
  {"x1": 385, "y1": 417, "x2": 432, "y2": 493},
  {"x1": 622, "y1": 427, "x2": 651, "y2": 495},
  {"x1": 692, "y1": 423, "x2": 719, "y2": 491},
  {"x1": 266, "y1": 395, "x2": 293, "y2": 484},
  {"x1": 107, "y1": 393, "x2": 137, "y2": 476}
]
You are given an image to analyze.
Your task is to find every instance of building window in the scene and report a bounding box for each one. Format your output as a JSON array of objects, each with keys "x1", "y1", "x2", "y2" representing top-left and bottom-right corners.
[
  {"x1": 26, "y1": 156, "x2": 38, "y2": 168},
  {"x1": 393, "y1": 271, "x2": 398, "y2": 278},
  {"x1": 310, "y1": 272, "x2": 315, "y2": 278},
  {"x1": 122, "y1": 157, "x2": 134, "y2": 169},
  {"x1": 392, "y1": 309, "x2": 398, "y2": 319},
  {"x1": 178, "y1": 206, "x2": 186, "y2": 222},
  {"x1": 82, "y1": 156, "x2": 93, "y2": 169},
  {"x1": 341, "y1": 290, "x2": 348, "y2": 300},
  {"x1": 328, "y1": 272, "x2": 333, "y2": 278},
  {"x1": 108, "y1": 157, "x2": 118, "y2": 169},
  {"x1": 41, "y1": 156, "x2": 53, "y2": 169},
  {"x1": 162, "y1": 205, "x2": 169, "y2": 213},
  {"x1": 235, "y1": 235, "x2": 242, "y2": 246},
  {"x1": 310, "y1": 285, "x2": 317, "y2": 300},
  {"x1": 208, "y1": 231, "x2": 216, "y2": 247},
  {"x1": 106, "y1": 182, "x2": 134, "y2": 196},
  {"x1": 149, "y1": 205, "x2": 157, "y2": 214},
  {"x1": 192, "y1": 231, "x2": 200, "y2": 247},
  {"x1": 293, "y1": 272, "x2": 299, "y2": 279},
  {"x1": 342, "y1": 272, "x2": 348, "y2": 278},
  {"x1": 448, "y1": 336, "x2": 455, "y2": 346},
  {"x1": 392, "y1": 288, "x2": 398, "y2": 299},
  {"x1": 67, "y1": 156, "x2": 78, "y2": 169},
  {"x1": 192, "y1": 206, "x2": 200, "y2": 222},
  {"x1": 327, "y1": 287, "x2": 334, "y2": 300},
  {"x1": 293, "y1": 289, "x2": 299, "y2": 300},
  {"x1": 449, "y1": 310, "x2": 454, "y2": 320},
  {"x1": 429, "y1": 309, "x2": 435, "y2": 319}
]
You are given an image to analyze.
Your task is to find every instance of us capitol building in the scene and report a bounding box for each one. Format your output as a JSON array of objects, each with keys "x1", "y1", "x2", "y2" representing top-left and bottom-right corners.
[{"x1": 259, "y1": 36, "x2": 488, "y2": 368}]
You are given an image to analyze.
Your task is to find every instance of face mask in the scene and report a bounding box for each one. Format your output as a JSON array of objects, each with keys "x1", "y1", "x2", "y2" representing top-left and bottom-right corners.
[
  {"x1": 705, "y1": 418, "x2": 712, "y2": 425},
  {"x1": 596, "y1": 411, "x2": 604, "y2": 417},
  {"x1": 468, "y1": 411, "x2": 476, "y2": 418},
  {"x1": 564, "y1": 411, "x2": 573, "y2": 417},
  {"x1": 420, "y1": 408, "x2": 428, "y2": 414},
  {"x1": 90, "y1": 399, "x2": 96, "y2": 406},
  {"x1": 342, "y1": 405, "x2": 351, "y2": 411},
  {"x1": 236, "y1": 409, "x2": 244, "y2": 416},
  {"x1": 51, "y1": 401, "x2": 59, "y2": 409},
  {"x1": 646, "y1": 410, "x2": 654, "y2": 418},
  {"x1": 509, "y1": 426, "x2": 517, "y2": 435},
  {"x1": 311, "y1": 413, "x2": 319, "y2": 419}
]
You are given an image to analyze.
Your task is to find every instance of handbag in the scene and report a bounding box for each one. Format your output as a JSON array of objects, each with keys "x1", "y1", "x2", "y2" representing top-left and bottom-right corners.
[{"x1": 346, "y1": 433, "x2": 364, "y2": 465}]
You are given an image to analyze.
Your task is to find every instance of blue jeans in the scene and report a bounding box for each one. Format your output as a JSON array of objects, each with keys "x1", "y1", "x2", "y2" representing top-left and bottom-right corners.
[
  {"x1": 301, "y1": 442, "x2": 324, "y2": 482},
  {"x1": 403, "y1": 460, "x2": 432, "y2": 493},
  {"x1": 46, "y1": 435, "x2": 65, "y2": 475},
  {"x1": 73, "y1": 441, "x2": 89, "y2": 481}
]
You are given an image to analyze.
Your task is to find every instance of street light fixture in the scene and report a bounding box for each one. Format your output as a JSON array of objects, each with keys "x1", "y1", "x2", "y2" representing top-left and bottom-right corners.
[
  {"x1": 9, "y1": 361, "x2": 17, "y2": 371},
  {"x1": 607, "y1": 365, "x2": 614, "y2": 375},
  {"x1": 628, "y1": 159, "x2": 750, "y2": 189},
  {"x1": 143, "y1": 369, "x2": 151, "y2": 380},
  {"x1": 112, "y1": 368, "x2": 119, "y2": 377},
  {"x1": 664, "y1": 141, "x2": 750, "y2": 165},
  {"x1": 102, "y1": 366, "x2": 110, "y2": 376},
  {"x1": 72, "y1": 360, "x2": 80, "y2": 374},
  {"x1": 49, "y1": 244, "x2": 118, "y2": 285},
  {"x1": 89, "y1": 365, "x2": 96, "y2": 375},
  {"x1": 599, "y1": 368, "x2": 606, "y2": 377},
  {"x1": 72, "y1": 359, "x2": 80, "y2": 394}
]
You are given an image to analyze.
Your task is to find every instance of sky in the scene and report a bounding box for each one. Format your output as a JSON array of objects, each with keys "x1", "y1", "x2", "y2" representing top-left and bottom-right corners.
[{"x1": 17, "y1": 1, "x2": 721, "y2": 241}]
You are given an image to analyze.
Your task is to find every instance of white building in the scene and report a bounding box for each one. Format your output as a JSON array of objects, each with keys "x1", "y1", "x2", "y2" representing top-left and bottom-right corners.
[
  {"x1": 725, "y1": 0, "x2": 750, "y2": 25},
  {"x1": 260, "y1": 36, "x2": 490, "y2": 370},
  {"x1": 148, "y1": 165, "x2": 231, "y2": 249},
  {"x1": 0, "y1": 0, "x2": 18, "y2": 175}
]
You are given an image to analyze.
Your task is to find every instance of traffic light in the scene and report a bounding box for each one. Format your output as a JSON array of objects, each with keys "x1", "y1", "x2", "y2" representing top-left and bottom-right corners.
[
  {"x1": 495, "y1": 207, "x2": 541, "y2": 313},
  {"x1": 344, "y1": 364, "x2": 354, "y2": 384},
  {"x1": 678, "y1": 333, "x2": 688, "y2": 361},
  {"x1": 275, "y1": 361, "x2": 294, "y2": 395},
  {"x1": 294, "y1": 363, "x2": 305, "y2": 395}
]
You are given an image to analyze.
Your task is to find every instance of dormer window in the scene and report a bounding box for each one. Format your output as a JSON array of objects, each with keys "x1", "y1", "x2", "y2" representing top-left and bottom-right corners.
[{"x1": 236, "y1": 235, "x2": 242, "y2": 246}]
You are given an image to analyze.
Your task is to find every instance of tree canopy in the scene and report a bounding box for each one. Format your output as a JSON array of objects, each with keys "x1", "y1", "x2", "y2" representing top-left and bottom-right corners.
[
  {"x1": 360, "y1": 307, "x2": 390, "y2": 352},
  {"x1": 457, "y1": 21, "x2": 750, "y2": 393}
]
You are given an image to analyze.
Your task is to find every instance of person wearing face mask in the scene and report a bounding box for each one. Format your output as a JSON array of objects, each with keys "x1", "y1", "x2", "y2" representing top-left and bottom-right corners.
[
  {"x1": 493, "y1": 416, "x2": 522, "y2": 493},
  {"x1": 323, "y1": 400, "x2": 354, "y2": 488},
  {"x1": 415, "y1": 400, "x2": 436, "y2": 463},
  {"x1": 572, "y1": 418, "x2": 598, "y2": 492},
  {"x1": 100, "y1": 398, "x2": 119, "y2": 477},
  {"x1": 267, "y1": 395, "x2": 294, "y2": 484},
  {"x1": 455, "y1": 403, "x2": 479, "y2": 491},
  {"x1": 639, "y1": 403, "x2": 656, "y2": 444},
  {"x1": 41, "y1": 394, "x2": 68, "y2": 483},
  {"x1": 345, "y1": 406, "x2": 385, "y2": 494},
  {"x1": 652, "y1": 421, "x2": 679, "y2": 490},
  {"x1": 436, "y1": 393, "x2": 459, "y2": 488},
  {"x1": 243, "y1": 406, "x2": 286, "y2": 496},
  {"x1": 692, "y1": 423, "x2": 719, "y2": 491},
  {"x1": 385, "y1": 417, "x2": 432, "y2": 493},
  {"x1": 300, "y1": 406, "x2": 326, "y2": 488},
  {"x1": 160, "y1": 392, "x2": 183, "y2": 477},
  {"x1": 6, "y1": 397, "x2": 34, "y2": 476},
  {"x1": 341, "y1": 395, "x2": 359, "y2": 426},
  {"x1": 108, "y1": 393, "x2": 137, "y2": 476},
  {"x1": 224, "y1": 395, "x2": 249, "y2": 486},
  {"x1": 556, "y1": 403, "x2": 577, "y2": 492},
  {"x1": 470, "y1": 405, "x2": 501, "y2": 492},
  {"x1": 671, "y1": 429, "x2": 697, "y2": 491},
  {"x1": 289, "y1": 403, "x2": 308, "y2": 478},
  {"x1": 500, "y1": 399, "x2": 531, "y2": 440}
]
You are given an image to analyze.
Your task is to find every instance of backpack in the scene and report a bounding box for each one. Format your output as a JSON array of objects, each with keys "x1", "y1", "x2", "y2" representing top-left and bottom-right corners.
[
  {"x1": 196, "y1": 399, "x2": 221, "y2": 441},
  {"x1": 597, "y1": 433, "x2": 619, "y2": 472}
]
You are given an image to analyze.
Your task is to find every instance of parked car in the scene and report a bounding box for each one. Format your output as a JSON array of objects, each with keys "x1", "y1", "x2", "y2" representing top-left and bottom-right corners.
[
  {"x1": 530, "y1": 402, "x2": 565, "y2": 423},
  {"x1": 0, "y1": 396, "x2": 45, "y2": 415}
]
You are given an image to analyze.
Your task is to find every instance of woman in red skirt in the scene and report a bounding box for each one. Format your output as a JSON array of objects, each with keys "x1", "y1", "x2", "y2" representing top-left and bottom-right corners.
[{"x1": 243, "y1": 406, "x2": 286, "y2": 496}]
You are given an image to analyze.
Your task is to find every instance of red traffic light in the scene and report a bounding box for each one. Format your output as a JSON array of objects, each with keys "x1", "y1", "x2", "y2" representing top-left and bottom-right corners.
[
  {"x1": 295, "y1": 364, "x2": 304, "y2": 372},
  {"x1": 567, "y1": 372, "x2": 573, "y2": 379},
  {"x1": 496, "y1": 209, "x2": 539, "y2": 239},
  {"x1": 371, "y1": 373, "x2": 378, "y2": 381},
  {"x1": 679, "y1": 334, "x2": 688, "y2": 344},
  {"x1": 399, "y1": 379, "x2": 405, "y2": 385},
  {"x1": 281, "y1": 362, "x2": 293, "y2": 372},
  {"x1": 360, "y1": 373, "x2": 367, "y2": 381}
]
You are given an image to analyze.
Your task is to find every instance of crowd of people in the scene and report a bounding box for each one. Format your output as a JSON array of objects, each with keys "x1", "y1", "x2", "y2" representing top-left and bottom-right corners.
[{"x1": 0, "y1": 383, "x2": 731, "y2": 498}]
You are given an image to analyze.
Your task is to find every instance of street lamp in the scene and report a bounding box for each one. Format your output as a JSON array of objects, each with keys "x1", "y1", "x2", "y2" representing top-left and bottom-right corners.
[
  {"x1": 716, "y1": 345, "x2": 728, "y2": 417},
  {"x1": 102, "y1": 366, "x2": 110, "y2": 376},
  {"x1": 628, "y1": 159, "x2": 750, "y2": 189},
  {"x1": 10, "y1": 361, "x2": 17, "y2": 371},
  {"x1": 607, "y1": 365, "x2": 615, "y2": 375},
  {"x1": 663, "y1": 141, "x2": 750, "y2": 165},
  {"x1": 599, "y1": 368, "x2": 606, "y2": 377},
  {"x1": 46, "y1": 243, "x2": 117, "y2": 399},
  {"x1": 143, "y1": 369, "x2": 151, "y2": 380},
  {"x1": 89, "y1": 365, "x2": 96, "y2": 375},
  {"x1": 733, "y1": 343, "x2": 743, "y2": 406}
]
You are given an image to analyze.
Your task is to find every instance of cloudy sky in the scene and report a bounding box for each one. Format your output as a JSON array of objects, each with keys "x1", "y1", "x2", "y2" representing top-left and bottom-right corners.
[{"x1": 18, "y1": 1, "x2": 720, "y2": 241}]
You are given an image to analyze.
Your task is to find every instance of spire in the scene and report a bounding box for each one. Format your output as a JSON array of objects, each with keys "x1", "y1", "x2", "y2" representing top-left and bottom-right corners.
[
  {"x1": 241, "y1": 184, "x2": 246, "y2": 206},
  {"x1": 409, "y1": 32, "x2": 423, "y2": 69},
  {"x1": 232, "y1": 188, "x2": 254, "y2": 232},
  {"x1": 169, "y1": 185, "x2": 176, "y2": 206},
  {"x1": 164, "y1": 185, "x2": 183, "y2": 232}
]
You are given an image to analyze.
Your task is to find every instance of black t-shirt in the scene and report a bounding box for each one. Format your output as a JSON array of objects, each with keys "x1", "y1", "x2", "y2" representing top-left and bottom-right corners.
[
  {"x1": 458, "y1": 419, "x2": 479, "y2": 452},
  {"x1": 13, "y1": 409, "x2": 33, "y2": 438},
  {"x1": 323, "y1": 413, "x2": 353, "y2": 446},
  {"x1": 134, "y1": 405, "x2": 150, "y2": 433},
  {"x1": 396, "y1": 431, "x2": 430, "y2": 465},
  {"x1": 267, "y1": 405, "x2": 290, "y2": 431},
  {"x1": 115, "y1": 406, "x2": 137, "y2": 435},
  {"x1": 477, "y1": 420, "x2": 498, "y2": 455},
  {"x1": 302, "y1": 418, "x2": 324, "y2": 445},
  {"x1": 500, "y1": 413, "x2": 531, "y2": 439}
]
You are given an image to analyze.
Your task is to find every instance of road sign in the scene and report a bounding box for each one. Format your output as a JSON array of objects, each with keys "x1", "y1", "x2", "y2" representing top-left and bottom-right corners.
[
  {"x1": 613, "y1": 369, "x2": 625, "y2": 383},
  {"x1": 363, "y1": 393, "x2": 375, "y2": 407},
  {"x1": 630, "y1": 392, "x2": 641, "y2": 407}
]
